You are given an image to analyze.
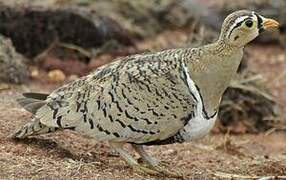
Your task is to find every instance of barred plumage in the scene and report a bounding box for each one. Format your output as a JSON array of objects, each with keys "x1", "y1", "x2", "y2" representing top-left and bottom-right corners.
[{"x1": 11, "y1": 10, "x2": 279, "y2": 177}]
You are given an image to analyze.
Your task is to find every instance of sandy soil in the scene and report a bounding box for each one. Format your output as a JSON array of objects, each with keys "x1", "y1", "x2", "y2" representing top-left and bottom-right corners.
[{"x1": 0, "y1": 45, "x2": 286, "y2": 180}]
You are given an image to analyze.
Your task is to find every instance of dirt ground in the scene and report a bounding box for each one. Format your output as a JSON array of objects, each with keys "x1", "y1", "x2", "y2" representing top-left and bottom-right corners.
[{"x1": 0, "y1": 44, "x2": 286, "y2": 180}]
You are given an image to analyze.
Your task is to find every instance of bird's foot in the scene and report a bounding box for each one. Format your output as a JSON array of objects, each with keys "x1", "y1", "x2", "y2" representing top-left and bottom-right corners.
[
  {"x1": 134, "y1": 162, "x2": 184, "y2": 179},
  {"x1": 132, "y1": 164, "x2": 160, "y2": 176},
  {"x1": 152, "y1": 165, "x2": 184, "y2": 179}
]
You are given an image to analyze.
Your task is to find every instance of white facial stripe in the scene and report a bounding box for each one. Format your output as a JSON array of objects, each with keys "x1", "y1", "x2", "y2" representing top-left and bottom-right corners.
[
  {"x1": 260, "y1": 15, "x2": 266, "y2": 22},
  {"x1": 227, "y1": 15, "x2": 252, "y2": 37},
  {"x1": 229, "y1": 15, "x2": 250, "y2": 31},
  {"x1": 252, "y1": 11, "x2": 258, "y2": 22},
  {"x1": 252, "y1": 11, "x2": 266, "y2": 22}
]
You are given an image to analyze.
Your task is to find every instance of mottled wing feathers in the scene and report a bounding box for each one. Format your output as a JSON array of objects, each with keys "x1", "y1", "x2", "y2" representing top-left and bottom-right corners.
[
  {"x1": 36, "y1": 77, "x2": 92, "y2": 128},
  {"x1": 110, "y1": 71, "x2": 195, "y2": 143},
  {"x1": 35, "y1": 49, "x2": 197, "y2": 143}
]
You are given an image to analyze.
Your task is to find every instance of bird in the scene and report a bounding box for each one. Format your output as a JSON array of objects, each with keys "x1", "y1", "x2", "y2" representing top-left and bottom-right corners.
[{"x1": 11, "y1": 10, "x2": 279, "y2": 178}]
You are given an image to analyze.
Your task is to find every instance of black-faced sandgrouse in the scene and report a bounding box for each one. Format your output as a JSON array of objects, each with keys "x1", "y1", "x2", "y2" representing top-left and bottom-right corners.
[{"x1": 11, "y1": 10, "x2": 279, "y2": 177}]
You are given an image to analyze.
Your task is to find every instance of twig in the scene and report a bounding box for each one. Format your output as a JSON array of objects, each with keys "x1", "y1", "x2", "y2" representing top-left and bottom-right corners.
[
  {"x1": 0, "y1": 83, "x2": 10, "y2": 91},
  {"x1": 237, "y1": 74, "x2": 263, "y2": 84},
  {"x1": 212, "y1": 171, "x2": 286, "y2": 179},
  {"x1": 229, "y1": 82, "x2": 275, "y2": 102},
  {"x1": 270, "y1": 69, "x2": 286, "y2": 86},
  {"x1": 265, "y1": 126, "x2": 286, "y2": 136},
  {"x1": 34, "y1": 37, "x2": 60, "y2": 62},
  {"x1": 264, "y1": 128, "x2": 277, "y2": 136},
  {"x1": 76, "y1": 158, "x2": 83, "y2": 172},
  {"x1": 59, "y1": 43, "x2": 92, "y2": 58}
]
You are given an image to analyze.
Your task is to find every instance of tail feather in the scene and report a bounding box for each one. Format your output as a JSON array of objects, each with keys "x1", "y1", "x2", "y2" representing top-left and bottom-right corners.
[
  {"x1": 10, "y1": 92, "x2": 58, "y2": 139},
  {"x1": 17, "y1": 98, "x2": 46, "y2": 114},
  {"x1": 9, "y1": 118, "x2": 58, "y2": 139},
  {"x1": 17, "y1": 92, "x2": 49, "y2": 114},
  {"x1": 22, "y1": 93, "x2": 49, "y2": 100}
]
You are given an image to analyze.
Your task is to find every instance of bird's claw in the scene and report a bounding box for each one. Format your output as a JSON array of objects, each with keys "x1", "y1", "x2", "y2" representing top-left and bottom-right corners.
[
  {"x1": 132, "y1": 164, "x2": 160, "y2": 176},
  {"x1": 153, "y1": 165, "x2": 184, "y2": 179},
  {"x1": 133, "y1": 164, "x2": 184, "y2": 179}
]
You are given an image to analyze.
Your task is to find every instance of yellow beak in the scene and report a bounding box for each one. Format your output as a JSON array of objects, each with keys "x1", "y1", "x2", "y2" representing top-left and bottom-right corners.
[{"x1": 262, "y1": 18, "x2": 279, "y2": 29}]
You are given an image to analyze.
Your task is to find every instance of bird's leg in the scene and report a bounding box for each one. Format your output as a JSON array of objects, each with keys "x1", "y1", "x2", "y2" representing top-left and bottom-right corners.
[
  {"x1": 132, "y1": 144, "x2": 158, "y2": 167},
  {"x1": 132, "y1": 144, "x2": 183, "y2": 178},
  {"x1": 109, "y1": 142, "x2": 159, "y2": 176}
]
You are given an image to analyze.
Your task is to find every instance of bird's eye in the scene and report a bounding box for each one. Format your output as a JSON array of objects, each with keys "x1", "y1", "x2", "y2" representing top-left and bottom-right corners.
[{"x1": 245, "y1": 20, "x2": 253, "y2": 28}]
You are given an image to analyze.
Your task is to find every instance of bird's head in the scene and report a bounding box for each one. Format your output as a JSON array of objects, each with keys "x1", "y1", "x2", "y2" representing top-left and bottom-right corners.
[{"x1": 219, "y1": 10, "x2": 279, "y2": 47}]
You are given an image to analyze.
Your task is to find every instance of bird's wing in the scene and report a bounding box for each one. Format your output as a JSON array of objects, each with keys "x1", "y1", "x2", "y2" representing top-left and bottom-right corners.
[{"x1": 36, "y1": 49, "x2": 197, "y2": 144}]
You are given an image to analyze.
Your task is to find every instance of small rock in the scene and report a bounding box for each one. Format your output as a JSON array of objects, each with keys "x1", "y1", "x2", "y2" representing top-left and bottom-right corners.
[
  {"x1": 67, "y1": 74, "x2": 79, "y2": 82},
  {"x1": 0, "y1": 83, "x2": 10, "y2": 90},
  {"x1": 277, "y1": 54, "x2": 285, "y2": 62},
  {"x1": 163, "y1": 149, "x2": 177, "y2": 156},
  {"x1": 0, "y1": 35, "x2": 28, "y2": 84},
  {"x1": 48, "y1": 69, "x2": 66, "y2": 82},
  {"x1": 30, "y1": 67, "x2": 40, "y2": 78}
]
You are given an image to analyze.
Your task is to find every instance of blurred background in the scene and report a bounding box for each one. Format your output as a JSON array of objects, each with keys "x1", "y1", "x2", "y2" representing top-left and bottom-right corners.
[{"x1": 0, "y1": 0, "x2": 285, "y2": 179}]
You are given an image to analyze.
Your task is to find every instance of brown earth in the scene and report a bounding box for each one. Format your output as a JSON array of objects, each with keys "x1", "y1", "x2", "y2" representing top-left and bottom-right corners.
[{"x1": 0, "y1": 44, "x2": 286, "y2": 180}]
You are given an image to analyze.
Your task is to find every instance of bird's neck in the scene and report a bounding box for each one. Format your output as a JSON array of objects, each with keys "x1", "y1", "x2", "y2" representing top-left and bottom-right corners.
[
  {"x1": 185, "y1": 41, "x2": 244, "y2": 116},
  {"x1": 202, "y1": 40, "x2": 240, "y2": 56}
]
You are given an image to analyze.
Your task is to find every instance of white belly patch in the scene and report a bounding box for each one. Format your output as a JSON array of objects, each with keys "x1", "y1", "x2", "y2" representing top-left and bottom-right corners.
[
  {"x1": 180, "y1": 114, "x2": 217, "y2": 141},
  {"x1": 179, "y1": 62, "x2": 218, "y2": 141}
]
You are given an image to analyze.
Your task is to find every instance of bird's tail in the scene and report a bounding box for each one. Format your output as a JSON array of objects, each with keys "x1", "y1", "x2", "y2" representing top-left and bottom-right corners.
[
  {"x1": 10, "y1": 92, "x2": 58, "y2": 139},
  {"x1": 16, "y1": 93, "x2": 49, "y2": 114},
  {"x1": 10, "y1": 118, "x2": 59, "y2": 139}
]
